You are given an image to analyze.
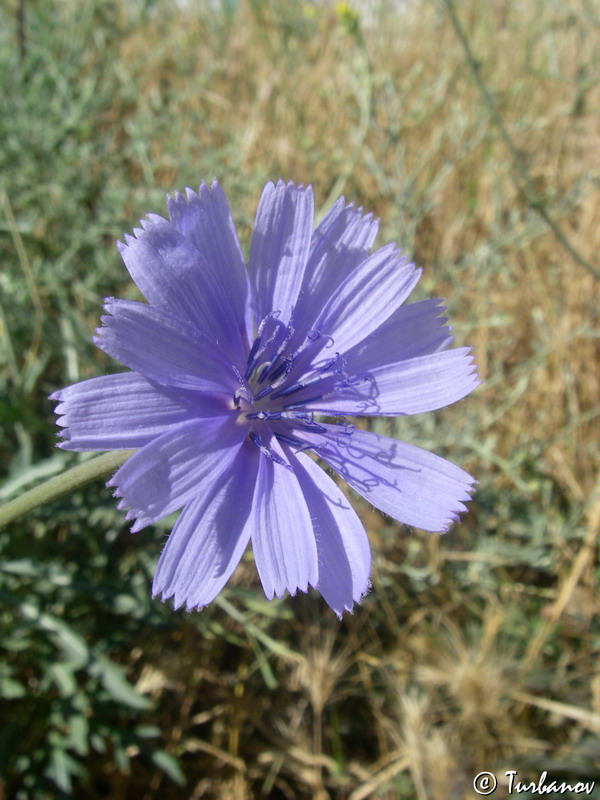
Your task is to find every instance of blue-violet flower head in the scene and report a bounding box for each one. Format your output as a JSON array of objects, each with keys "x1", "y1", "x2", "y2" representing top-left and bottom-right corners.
[{"x1": 50, "y1": 180, "x2": 479, "y2": 616}]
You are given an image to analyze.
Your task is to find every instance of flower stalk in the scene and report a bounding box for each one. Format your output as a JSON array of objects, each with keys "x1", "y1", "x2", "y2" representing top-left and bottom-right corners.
[{"x1": 0, "y1": 451, "x2": 134, "y2": 529}]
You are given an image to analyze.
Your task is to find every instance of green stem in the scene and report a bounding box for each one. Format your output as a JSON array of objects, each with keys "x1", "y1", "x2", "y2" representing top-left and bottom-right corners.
[{"x1": 0, "y1": 451, "x2": 135, "y2": 529}]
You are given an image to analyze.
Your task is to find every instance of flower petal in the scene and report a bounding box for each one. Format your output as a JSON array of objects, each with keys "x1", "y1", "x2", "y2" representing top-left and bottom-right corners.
[
  {"x1": 94, "y1": 298, "x2": 237, "y2": 393},
  {"x1": 250, "y1": 439, "x2": 319, "y2": 599},
  {"x1": 249, "y1": 180, "x2": 314, "y2": 326},
  {"x1": 290, "y1": 451, "x2": 371, "y2": 615},
  {"x1": 346, "y1": 299, "x2": 454, "y2": 366},
  {"x1": 292, "y1": 198, "x2": 379, "y2": 336},
  {"x1": 312, "y1": 244, "x2": 421, "y2": 354},
  {"x1": 167, "y1": 181, "x2": 251, "y2": 348},
  {"x1": 152, "y1": 440, "x2": 260, "y2": 610},
  {"x1": 307, "y1": 347, "x2": 480, "y2": 416},
  {"x1": 291, "y1": 424, "x2": 476, "y2": 533},
  {"x1": 108, "y1": 414, "x2": 246, "y2": 531},
  {"x1": 51, "y1": 373, "x2": 228, "y2": 451},
  {"x1": 117, "y1": 211, "x2": 245, "y2": 359}
]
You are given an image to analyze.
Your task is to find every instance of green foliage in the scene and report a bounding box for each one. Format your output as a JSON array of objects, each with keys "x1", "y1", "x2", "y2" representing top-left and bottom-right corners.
[{"x1": 0, "y1": 484, "x2": 183, "y2": 797}]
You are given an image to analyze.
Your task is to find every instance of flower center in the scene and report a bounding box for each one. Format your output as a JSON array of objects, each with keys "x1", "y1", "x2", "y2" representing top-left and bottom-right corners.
[
  {"x1": 232, "y1": 311, "x2": 350, "y2": 435},
  {"x1": 229, "y1": 311, "x2": 361, "y2": 463},
  {"x1": 232, "y1": 312, "x2": 330, "y2": 417}
]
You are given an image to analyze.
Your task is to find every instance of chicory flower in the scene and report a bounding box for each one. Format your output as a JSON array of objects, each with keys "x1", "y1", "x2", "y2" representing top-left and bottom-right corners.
[{"x1": 51, "y1": 180, "x2": 478, "y2": 615}]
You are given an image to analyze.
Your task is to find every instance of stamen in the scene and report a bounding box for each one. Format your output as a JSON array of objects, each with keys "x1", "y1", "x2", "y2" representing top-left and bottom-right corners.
[
  {"x1": 244, "y1": 335, "x2": 263, "y2": 379},
  {"x1": 248, "y1": 431, "x2": 292, "y2": 469},
  {"x1": 306, "y1": 329, "x2": 334, "y2": 348},
  {"x1": 232, "y1": 365, "x2": 252, "y2": 403},
  {"x1": 246, "y1": 410, "x2": 283, "y2": 421},
  {"x1": 270, "y1": 371, "x2": 328, "y2": 401},
  {"x1": 283, "y1": 394, "x2": 325, "y2": 410},
  {"x1": 284, "y1": 412, "x2": 326, "y2": 432},
  {"x1": 245, "y1": 315, "x2": 270, "y2": 376},
  {"x1": 245, "y1": 311, "x2": 284, "y2": 380},
  {"x1": 266, "y1": 352, "x2": 296, "y2": 383},
  {"x1": 270, "y1": 380, "x2": 305, "y2": 400},
  {"x1": 299, "y1": 418, "x2": 326, "y2": 433},
  {"x1": 257, "y1": 321, "x2": 296, "y2": 384},
  {"x1": 249, "y1": 431, "x2": 263, "y2": 448},
  {"x1": 258, "y1": 310, "x2": 280, "y2": 335},
  {"x1": 275, "y1": 432, "x2": 303, "y2": 448},
  {"x1": 310, "y1": 351, "x2": 342, "y2": 375},
  {"x1": 253, "y1": 383, "x2": 276, "y2": 401}
]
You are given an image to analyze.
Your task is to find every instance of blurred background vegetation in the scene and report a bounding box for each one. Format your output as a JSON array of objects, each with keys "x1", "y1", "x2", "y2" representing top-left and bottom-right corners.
[{"x1": 0, "y1": 0, "x2": 599, "y2": 797}]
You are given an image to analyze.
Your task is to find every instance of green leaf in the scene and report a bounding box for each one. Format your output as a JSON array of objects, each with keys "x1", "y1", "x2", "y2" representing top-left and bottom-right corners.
[
  {"x1": 113, "y1": 741, "x2": 130, "y2": 772},
  {"x1": 0, "y1": 452, "x2": 69, "y2": 502},
  {"x1": 0, "y1": 676, "x2": 26, "y2": 698},
  {"x1": 134, "y1": 725, "x2": 161, "y2": 738},
  {"x1": 0, "y1": 558, "x2": 40, "y2": 576},
  {"x1": 20, "y1": 604, "x2": 90, "y2": 665},
  {"x1": 67, "y1": 714, "x2": 89, "y2": 756},
  {"x1": 90, "y1": 733, "x2": 106, "y2": 755},
  {"x1": 151, "y1": 750, "x2": 186, "y2": 786},
  {"x1": 91, "y1": 655, "x2": 152, "y2": 710},
  {"x1": 49, "y1": 663, "x2": 78, "y2": 697},
  {"x1": 46, "y1": 747, "x2": 72, "y2": 793},
  {"x1": 112, "y1": 593, "x2": 141, "y2": 614}
]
